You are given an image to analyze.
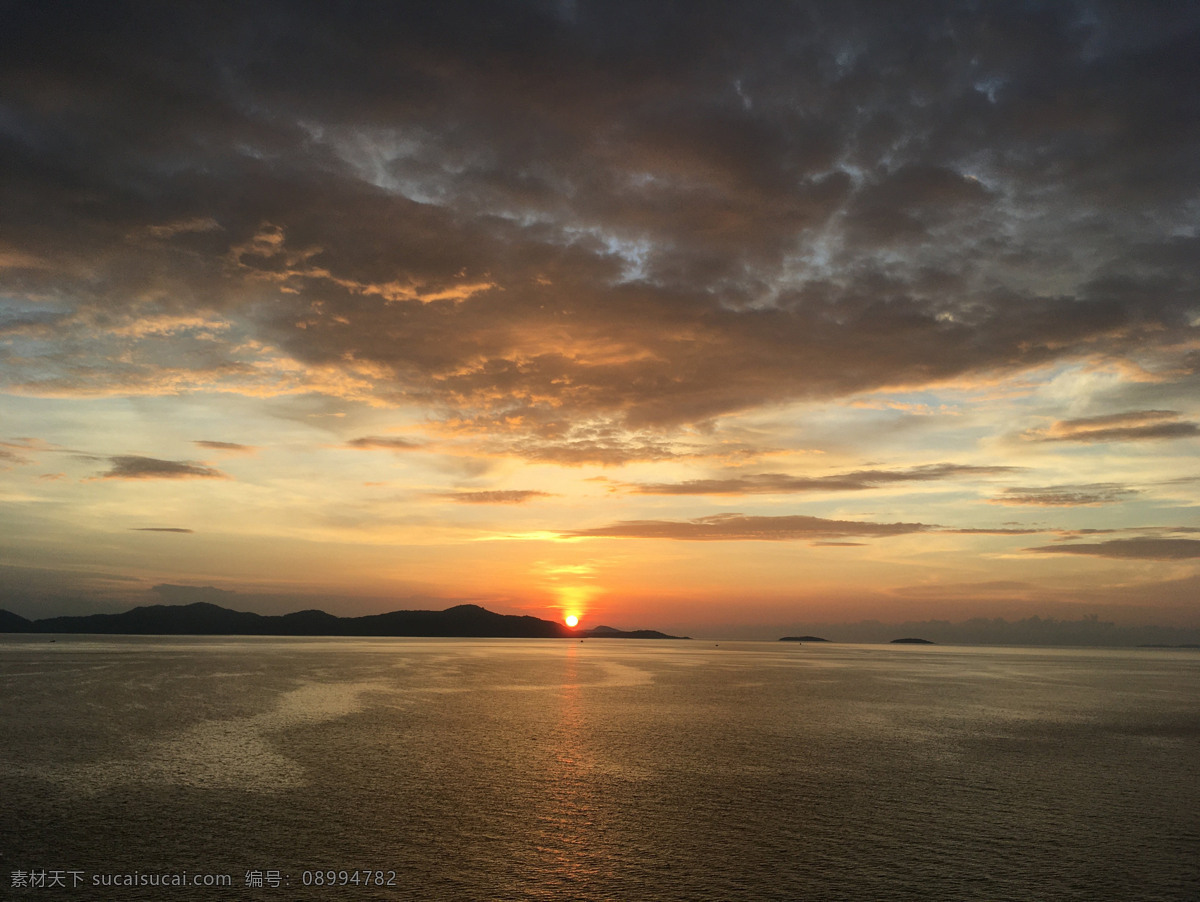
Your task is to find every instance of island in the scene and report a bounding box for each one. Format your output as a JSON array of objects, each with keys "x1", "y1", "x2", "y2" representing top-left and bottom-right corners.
[
  {"x1": 780, "y1": 635, "x2": 830, "y2": 642},
  {"x1": 890, "y1": 637, "x2": 936, "y2": 644},
  {"x1": 583, "y1": 624, "x2": 682, "y2": 640},
  {"x1": 0, "y1": 602, "x2": 689, "y2": 640}
]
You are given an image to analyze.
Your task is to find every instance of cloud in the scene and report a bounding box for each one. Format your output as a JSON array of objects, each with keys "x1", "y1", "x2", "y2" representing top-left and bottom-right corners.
[
  {"x1": 843, "y1": 164, "x2": 994, "y2": 244},
  {"x1": 629, "y1": 463, "x2": 1016, "y2": 495},
  {"x1": 504, "y1": 433, "x2": 688, "y2": 466},
  {"x1": 945, "y1": 527, "x2": 1045, "y2": 535},
  {"x1": 0, "y1": 446, "x2": 31, "y2": 466},
  {"x1": 144, "y1": 217, "x2": 222, "y2": 239},
  {"x1": 1027, "y1": 538, "x2": 1200, "y2": 560},
  {"x1": 0, "y1": 1, "x2": 1196, "y2": 443},
  {"x1": 99, "y1": 456, "x2": 228, "y2": 480},
  {"x1": 193, "y1": 440, "x2": 258, "y2": 454},
  {"x1": 437, "y1": 490, "x2": 551, "y2": 504},
  {"x1": 560, "y1": 513, "x2": 1048, "y2": 541},
  {"x1": 0, "y1": 437, "x2": 62, "y2": 466},
  {"x1": 131, "y1": 527, "x2": 195, "y2": 533},
  {"x1": 562, "y1": 513, "x2": 932, "y2": 541},
  {"x1": 345, "y1": 436, "x2": 426, "y2": 451},
  {"x1": 1025, "y1": 410, "x2": 1200, "y2": 443},
  {"x1": 991, "y1": 484, "x2": 1140, "y2": 506}
]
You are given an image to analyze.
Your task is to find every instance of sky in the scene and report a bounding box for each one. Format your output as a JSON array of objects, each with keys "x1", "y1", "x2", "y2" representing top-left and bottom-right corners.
[{"x1": 1, "y1": 1, "x2": 1198, "y2": 639}]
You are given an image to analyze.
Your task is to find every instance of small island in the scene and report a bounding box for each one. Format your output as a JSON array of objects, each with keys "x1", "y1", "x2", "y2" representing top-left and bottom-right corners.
[
  {"x1": 780, "y1": 636, "x2": 830, "y2": 642},
  {"x1": 583, "y1": 624, "x2": 683, "y2": 639},
  {"x1": 890, "y1": 637, "x2": 935, "y2": 644}
]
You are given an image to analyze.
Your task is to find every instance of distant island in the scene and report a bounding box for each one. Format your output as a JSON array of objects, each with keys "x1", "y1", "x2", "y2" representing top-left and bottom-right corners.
[
  {"x1": 0, "y1": 602, "x2": 689, "y2": 640},
  {"x1": 890, "y1": 637, "x2": 935, "y2": 644},
  {"x1": 780, "y1": 636, "x2": 830, "y2": 642}
]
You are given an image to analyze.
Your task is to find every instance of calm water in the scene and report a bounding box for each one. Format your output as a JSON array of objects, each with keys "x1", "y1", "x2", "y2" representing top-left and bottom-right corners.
[{"x1": 1, "y1": 637, "x2": 1198, "y2": 901}]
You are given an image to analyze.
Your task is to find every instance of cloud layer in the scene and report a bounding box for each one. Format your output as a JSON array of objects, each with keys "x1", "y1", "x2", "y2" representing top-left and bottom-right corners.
[{"x1": 1, "y1": 2, "x2": 1197, "y2": 443}]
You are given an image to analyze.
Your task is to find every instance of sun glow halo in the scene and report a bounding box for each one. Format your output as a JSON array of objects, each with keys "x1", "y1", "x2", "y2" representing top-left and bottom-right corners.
[{"x1": 565, "y1": 614, "x2": 579, "y2": 628}]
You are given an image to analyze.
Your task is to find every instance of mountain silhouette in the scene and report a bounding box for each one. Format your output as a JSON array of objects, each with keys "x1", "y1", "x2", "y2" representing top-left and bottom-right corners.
[{"x1": 0, "y1": 602, "x2": 687, "y2": 639}]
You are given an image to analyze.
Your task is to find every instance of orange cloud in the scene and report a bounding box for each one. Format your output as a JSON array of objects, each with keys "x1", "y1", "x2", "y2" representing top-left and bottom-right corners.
[
  {"x1": 437, "y1": 490, "x2": 552, "y2": 504},
  {"x1": 1024, "y1": 410, "x2": 1200, "y2": 443},
  {"x1": 563, "y1": 513, "x2": 932, "y2": 541},
  {"x1": 1027, "y1": 538, "x2": 1200, "y2": 560},
  {"x1": 628, "y1": 463, "x2": 1016, "y2": 495}
]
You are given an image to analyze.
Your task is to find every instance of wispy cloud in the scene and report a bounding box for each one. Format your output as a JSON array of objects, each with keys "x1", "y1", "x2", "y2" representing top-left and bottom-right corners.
[
  {"x1": 144, "y1": 217, "x2": 222, "y2": 239},
  {"x1": 629, "y1": 463, "x2": 1016, "y2": 495},
  {"x1": 131, "y1": 527, "x2": 195, "y2": 533},
  {"x1": 1027, "y1": 538, "x2": 1200, "y2": 560},
  {"x1": 990, "y1": 484, "x2": 1139, "y2": 506},
  {"x1": 345, "y1": 436, "x2": 426, "y2": 451},
  {"x1": 1024, "y1": 411, "x2": 1200, "y2": 443},
  {"x1": 562, "y1": 514, "x2": 933, "y2": 541},
  {"x1": 437, "y1": 490, "x2": 552, "y2": 504},
  {"x1": 0, "y1": 437, "x2": 62, "y2": 466},
  {"x1": 562, "y1": 515, "x2": 1047, "y2": 541},
  {"x1": 194, "y1": 440, "x2": 258, "y2": 454},
  {"x1": 0, "y1": 446, "x2": 30, "y2": 466}
]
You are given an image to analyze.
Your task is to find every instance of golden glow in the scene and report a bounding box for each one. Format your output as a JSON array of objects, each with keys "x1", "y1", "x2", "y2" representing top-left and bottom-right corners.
[{"x1": 564, "y1": 614, "x2": 579, "y2": 627}]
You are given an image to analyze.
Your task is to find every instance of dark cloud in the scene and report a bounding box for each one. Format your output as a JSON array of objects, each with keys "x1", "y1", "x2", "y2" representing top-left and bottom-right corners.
[
  {"x1": 629, "y1": 463, "x2": 1016, "y2": 495},
  {"x1": 562, "y1": 513, "x2": 932, "y2": 541},
  {"x1": 131, "y1": 527, "x2": 195, "y2": 533},
  {"x1": 1027, "y1": 538, "x2": 1200, "y2": 560},
  {"x1": 1, "y1": 2, "x2": 1197, "y2": 436},
  {"x1": 1025, "y1": 411, "x2": 1200, "y2": 443},
  {"x1": 99, "y1": 456, "x2": 227, "y2": 480},
  {"x1": 437, "y1": 490, "x2": 551, "y2": 504},
  {"x1": 345, "y1": 436, "x2": 425, "y2": 451},
  {"x1": 843, "y1": 165, "x2": 994, "y2": 245},
  {"x1": 991, "y1": 484, "x2": 1140, "y2": 506}
]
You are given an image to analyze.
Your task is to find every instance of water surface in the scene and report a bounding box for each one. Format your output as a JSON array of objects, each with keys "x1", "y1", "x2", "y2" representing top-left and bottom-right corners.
[{"x1": 2, "y1": 637, "x2": 1197, "y2": 900}]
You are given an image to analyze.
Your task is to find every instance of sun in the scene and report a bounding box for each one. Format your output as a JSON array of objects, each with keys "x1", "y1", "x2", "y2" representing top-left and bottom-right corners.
[{"x1": 564, "y1": 614, "x2": 579, "y2": 628}]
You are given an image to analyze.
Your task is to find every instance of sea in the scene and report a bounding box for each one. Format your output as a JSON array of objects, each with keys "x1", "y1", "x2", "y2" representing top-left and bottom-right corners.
[{"x1": 1, "y1": 636, "x2": 1197, "y2": 901}]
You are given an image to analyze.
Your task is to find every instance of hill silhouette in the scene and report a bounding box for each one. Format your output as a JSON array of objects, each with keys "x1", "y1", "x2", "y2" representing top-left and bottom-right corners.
[
  {"x1": 0, "y1": 609, "x2": 32, "y2": 632},
  {"x1": 0, "y1": 602, "x2": 687, "y2": 639}
]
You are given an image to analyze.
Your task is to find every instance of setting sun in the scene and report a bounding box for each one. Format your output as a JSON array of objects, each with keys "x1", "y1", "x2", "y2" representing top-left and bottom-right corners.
[{"x1": 564, "y1": 614, "x2": 579, "y2": 628}]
